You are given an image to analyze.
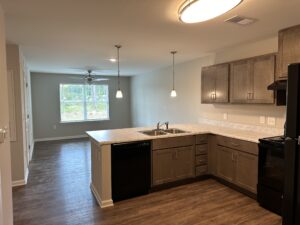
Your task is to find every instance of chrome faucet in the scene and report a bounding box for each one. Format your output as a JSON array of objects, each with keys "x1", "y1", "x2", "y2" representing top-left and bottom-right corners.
[{"x1": 156, "y1": 121, "x2": 169, "y2": 130}]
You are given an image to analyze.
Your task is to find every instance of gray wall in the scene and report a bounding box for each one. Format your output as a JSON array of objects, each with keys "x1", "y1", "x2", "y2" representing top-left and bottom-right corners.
[{"x1": 31, "y1": 72, "x2": 132, "y2": 140}]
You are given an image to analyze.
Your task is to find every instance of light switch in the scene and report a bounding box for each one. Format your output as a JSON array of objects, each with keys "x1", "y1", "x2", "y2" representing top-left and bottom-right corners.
[
  {"x1": 223, "y1": 113, "x2": 228, "y2": 120},
  {"x1": 267, "y1": 117, "x2": 276, "y2": 126},
  {"x1": 53, "y1": 125, "x2": 57, "y2": 130},
  {"x1": 259, "y1": 116, "x2": 265, "y2": 124}
]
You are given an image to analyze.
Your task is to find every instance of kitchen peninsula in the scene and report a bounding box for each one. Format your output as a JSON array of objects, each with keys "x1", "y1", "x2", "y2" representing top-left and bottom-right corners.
[{"x1": 87, "y1": 121, "x2": 283, "y2": 208}]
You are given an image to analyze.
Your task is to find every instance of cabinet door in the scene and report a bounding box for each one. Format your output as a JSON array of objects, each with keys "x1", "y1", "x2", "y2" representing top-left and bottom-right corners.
[
  {"x1": 174, "y1": 146, "x2": 195, "y2": 180},
  {"x1": 277, "y1": 25, "x2": 300, "y2": 79},
  {"x1": 235, "y1": 151, "x2": 258, "y2": 193},
  {"x1": 152, "y1": 149, "x2": 175, "y2": 186},
  {"x1": 201, "y1": 66, "x2": 216, "y2": 103},
  {"x1": 250, "y1": 55, "x2": 275, "y2": 104},
  {"x1": 215, "y1": 64, "x2": 229, "y2": 103},
  {"x1": 216, "y1": 146, "x2": 235, "y2": 183},
  {"x1": 230, "y1": 60, "x2": 252, "y2": 103}
]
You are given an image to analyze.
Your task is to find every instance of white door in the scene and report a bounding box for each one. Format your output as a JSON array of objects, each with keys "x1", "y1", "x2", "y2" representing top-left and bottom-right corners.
[{"x1": 0, "y1": 4, "x2": 13, "y2": 225}]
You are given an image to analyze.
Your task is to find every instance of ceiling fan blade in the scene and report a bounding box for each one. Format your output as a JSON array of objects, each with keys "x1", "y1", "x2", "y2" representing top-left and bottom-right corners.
[{"x1": 93, "y1": 78, "x2": 109, "y2": 81}]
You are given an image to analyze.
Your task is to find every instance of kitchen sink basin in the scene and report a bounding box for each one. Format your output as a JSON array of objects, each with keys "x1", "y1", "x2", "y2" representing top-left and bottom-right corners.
[
  {"x1": 164, "y1": 128, "x2": 187, "y2": 134},
  {"x1": 140, "y1": 130, "x2": 167, "y2": 136}
]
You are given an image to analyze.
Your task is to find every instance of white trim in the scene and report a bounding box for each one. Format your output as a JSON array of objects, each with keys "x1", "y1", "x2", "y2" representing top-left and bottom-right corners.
[
  {"x1": 24, "y1": 167, "x2": 29, "y2": 184},
  {"x1": 12, "y1": 179, "x2": 26, "y2": 187},
  {"x1": 34, "y1": 134, "x2": 88, "y2": 142},
  {"x1": 90, "y1": 183, "x2": 114, "y2": 208},
  {"x1": 12, "y1": 167, "x2": 29, "y2": 187},
  {"x1": 30, "y1": 141, "x2": 34, "y2": 161}
]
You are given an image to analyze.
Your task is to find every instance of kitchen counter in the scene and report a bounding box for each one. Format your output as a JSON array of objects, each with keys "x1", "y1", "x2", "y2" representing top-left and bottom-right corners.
[
  {"x1": 86, "y1": 123, "x2": 283, "y2": 145},
  {"x1": 87, "y1": 122, "x2": 283, "y2": 209}
]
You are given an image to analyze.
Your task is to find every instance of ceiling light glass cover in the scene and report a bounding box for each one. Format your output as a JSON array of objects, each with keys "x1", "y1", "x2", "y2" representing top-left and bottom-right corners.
[{"x1": 179, "y1": 0, "x2": 242, "y2": 23}]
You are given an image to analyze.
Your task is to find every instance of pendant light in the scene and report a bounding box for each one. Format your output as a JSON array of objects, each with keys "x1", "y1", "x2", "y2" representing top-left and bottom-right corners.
[
  {"x1": 179, "y1": 0, "x2": 242, "y2": 23},
  {"x1": 115, "y1": 45, "x2": 123, "y2": 99},
  {"x1": 170, "y1": 51, "x2": 177, "y2": 98}
]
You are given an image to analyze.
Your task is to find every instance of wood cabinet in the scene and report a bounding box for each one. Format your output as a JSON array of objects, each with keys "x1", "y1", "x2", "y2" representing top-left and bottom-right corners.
[
  {"x1": 152, "y1": 148, "x2": 174, "y2": 185},
  {"x1": 230, "y1": 54, "x2": 275, "y2": 104},
  {"x1": 201, "y1": 64, "x2": 229, "y2": 104},
  {"x1": 230, "y1": 60, "x2": 251, "y2": 103},
  {"x1": 277, "y1": 25, "x2": 300, "y2": 79},
  {"x1": 235, "y1": 151, "x2": 258, "y2": 193},
  {"x1": 216, "y1": 136, "x2": 258, "y2": 194},
  {"x1": 152, "y1": 137, "x2": 195, "y2": 186},
  {"x1": 216, "y1": 146, "x2": 235, "y2": 183},
  {"x1": 195, "y1": 135, "x2": 208, "y2": 176}
]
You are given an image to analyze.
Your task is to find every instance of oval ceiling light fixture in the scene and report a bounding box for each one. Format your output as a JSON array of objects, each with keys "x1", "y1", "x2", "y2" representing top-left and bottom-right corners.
[{"x1": 179, "y1": 0, "x2": 243, "y2": 23}]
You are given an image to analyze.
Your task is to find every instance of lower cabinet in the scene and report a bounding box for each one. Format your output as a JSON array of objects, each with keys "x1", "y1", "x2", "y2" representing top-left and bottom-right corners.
[
  {"x1": 152, "y1": 146, "x2": 195, "y2": 186},
  {"x1": 235, "y1": 151, "x2": 258, "y2": 193},
  {"x1": 216, "y1": 145, "x2": 258, "y2": 194},
  {"x1": 216, "y1": 146, "x2": 235, "y2": 183}
]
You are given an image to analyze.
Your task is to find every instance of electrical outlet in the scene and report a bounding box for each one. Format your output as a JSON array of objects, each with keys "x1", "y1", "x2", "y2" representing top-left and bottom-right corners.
[
  {"x1": 267, "y1": 117, "x2": 276, "y2": 126},
  {"x1": 259, "y1": 116, "x2": 266, "y2": 124},
  {"x1": 223, "y1": 113, "x2": 228, "y2": 120}
]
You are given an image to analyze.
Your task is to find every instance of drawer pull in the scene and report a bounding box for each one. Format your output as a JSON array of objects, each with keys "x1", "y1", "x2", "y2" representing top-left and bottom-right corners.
[{"x1": 230, "y1": 142, "x2": 240, "y2": 147}]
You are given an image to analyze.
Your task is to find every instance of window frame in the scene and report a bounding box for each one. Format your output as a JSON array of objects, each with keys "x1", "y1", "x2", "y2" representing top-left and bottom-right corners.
[{"x1": 59, "y1": 83, "x2": 110, "y2": 123}]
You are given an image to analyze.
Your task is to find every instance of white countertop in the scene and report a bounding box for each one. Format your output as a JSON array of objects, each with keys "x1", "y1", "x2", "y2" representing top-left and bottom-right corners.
[{"x1": 86, "y1": 123, "x2": 284, "y2": 145}]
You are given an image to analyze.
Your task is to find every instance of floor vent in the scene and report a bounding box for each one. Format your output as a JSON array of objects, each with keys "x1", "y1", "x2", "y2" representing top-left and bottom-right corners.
[{"x1": 225, "y1": 16, "x2": 257, "y2": 26}]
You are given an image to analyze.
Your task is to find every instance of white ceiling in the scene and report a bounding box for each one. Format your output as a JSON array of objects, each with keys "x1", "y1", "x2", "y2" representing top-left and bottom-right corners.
[{"x1": 1, "y1": 0, "x2": 300, "y2": 76}]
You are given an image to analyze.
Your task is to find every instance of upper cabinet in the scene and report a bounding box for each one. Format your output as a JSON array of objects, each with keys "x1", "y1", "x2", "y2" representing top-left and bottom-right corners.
[
  {"x1": 201, "y1": 63, "x2": 229, "y2": 104},
  {"x1": 230, "y1": 54, "x2": 275, "y2": 104},
  {"x1": 277, "y1": 25, "x2": 300, "y2": 80}
]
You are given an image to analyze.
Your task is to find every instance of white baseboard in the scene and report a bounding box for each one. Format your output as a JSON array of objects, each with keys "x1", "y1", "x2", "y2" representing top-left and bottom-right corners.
[
  {"x1": 12, "y1": 179, "x2": 26, "y2": 187},
  {"x1": 34, "y1": 134, "x2": 88, "y2": 143},
  {"x1": 90, "y1": 183, "x2": 114, "y2": 208},
  {"x1": 12, "y1": 167, "x2": 29, "y2": 187}
]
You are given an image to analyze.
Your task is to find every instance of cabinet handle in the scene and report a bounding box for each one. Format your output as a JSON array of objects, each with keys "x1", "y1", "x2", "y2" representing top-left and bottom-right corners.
[
  {"x1": 231, "y1": 153, "x2": 234, "y2": 161},
  {"x1": 251, "y1": 93, "x2": 254, "y2": 100},
  {"x1": 230, "y1": 142, "x2": 240, "y2": 147}
]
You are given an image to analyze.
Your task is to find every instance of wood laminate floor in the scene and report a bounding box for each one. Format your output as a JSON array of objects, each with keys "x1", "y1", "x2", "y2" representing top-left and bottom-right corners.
[{"x1": 13, "y1": 139, "x2": 282, "y2": 225}]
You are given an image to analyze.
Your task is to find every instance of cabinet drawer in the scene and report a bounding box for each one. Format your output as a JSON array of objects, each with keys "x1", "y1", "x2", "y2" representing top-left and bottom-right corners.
[
  {"x1": 216, "y1": 135, "x2": 258, "y2": 155},
  {"x1": 196, "y1": 144, "x2": 208, "y2": 155},
  {"x1": 196, "y1": 165, "x2": 208, "y2": 176},
  {"x1": 196, "y1": 155, "x2": 208, "y2": 165},
  {"x1": 152, "y1": 135, "x2": 195, "y2": 150},
  {"x1": 196, "y1": 134, "x2": 208, "y2": 144}
]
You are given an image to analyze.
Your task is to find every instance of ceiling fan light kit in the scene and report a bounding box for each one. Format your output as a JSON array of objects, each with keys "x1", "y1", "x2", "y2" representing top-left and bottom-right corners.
[
  {"x1": 115, "y1": 44, "x2": 123, "y2": 99},
  {"x1": 179, "y1": 0, "x2": 242, "y2": 23}
]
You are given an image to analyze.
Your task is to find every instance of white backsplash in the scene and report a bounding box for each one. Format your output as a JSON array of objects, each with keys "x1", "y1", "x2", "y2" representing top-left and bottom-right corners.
[{"x1": 198, "y1": 118, "x2": 284, "y2": 136}]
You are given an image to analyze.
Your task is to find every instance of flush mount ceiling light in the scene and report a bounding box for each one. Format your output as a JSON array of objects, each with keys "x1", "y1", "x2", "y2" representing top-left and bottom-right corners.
[
  {"x1": 115, "y1": 45, "x2": 123, "y2": 99},
  {"x1": 179, "y1": 0, "x2": 243, "y2": 23}
]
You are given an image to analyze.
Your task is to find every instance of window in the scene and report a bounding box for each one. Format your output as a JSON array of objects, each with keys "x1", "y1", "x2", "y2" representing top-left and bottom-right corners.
[{"x1": 60, "y1": 84, "x2": 109, "y2": 122}]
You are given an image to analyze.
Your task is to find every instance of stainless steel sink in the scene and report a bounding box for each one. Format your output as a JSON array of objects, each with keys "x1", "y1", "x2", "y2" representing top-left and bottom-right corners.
[
  {"x1": 140, "y1": 130, "x2": 167, "y2": 136},
  {"x1": 164, "y1": 128, "x2": 187, "y2": 134}
]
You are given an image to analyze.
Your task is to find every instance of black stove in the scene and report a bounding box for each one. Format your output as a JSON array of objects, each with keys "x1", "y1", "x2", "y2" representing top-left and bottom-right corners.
[
  {"x1": 259, "y1": 136, "x2": 285, "y2": 147},
  {"x1": 258, "y1": 136, "x2": 285, "y2": 215}
]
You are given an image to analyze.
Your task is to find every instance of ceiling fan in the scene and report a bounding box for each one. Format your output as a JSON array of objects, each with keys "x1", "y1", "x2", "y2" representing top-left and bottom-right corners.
[{"x1": 71, "y1": 69, "x2": 109, "y2": 83}]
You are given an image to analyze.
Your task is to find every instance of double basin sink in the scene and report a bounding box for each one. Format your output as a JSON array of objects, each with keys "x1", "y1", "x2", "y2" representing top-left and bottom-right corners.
[{"x1": 140, "y1": 128, "x2": 187, "y2": 136}]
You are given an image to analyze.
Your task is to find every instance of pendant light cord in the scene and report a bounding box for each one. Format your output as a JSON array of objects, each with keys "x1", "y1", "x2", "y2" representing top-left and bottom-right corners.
[
  {"x1": 115, "y1": 45, "x2": 121, "y2": 90},
  {"x1": 171, "y1": 51, "x2": 177, "y2": 90}
]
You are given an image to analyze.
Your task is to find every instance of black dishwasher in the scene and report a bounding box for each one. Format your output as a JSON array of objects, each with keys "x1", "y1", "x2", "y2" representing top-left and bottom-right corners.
[{"x1": 111, "y1": 141, "x2": 151, "y2": 201}]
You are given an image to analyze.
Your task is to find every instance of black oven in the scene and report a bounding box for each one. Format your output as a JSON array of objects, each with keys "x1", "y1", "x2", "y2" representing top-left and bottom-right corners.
[{"x1": 258, "y1": 136, "x2": 285, "y2": 215}]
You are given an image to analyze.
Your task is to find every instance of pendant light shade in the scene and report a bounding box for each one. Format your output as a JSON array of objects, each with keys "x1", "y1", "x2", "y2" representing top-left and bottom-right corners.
[
  {"x1": 115, "y1": 45, "x2": 123, "y2": 99},
  {"x1": 179, "y1": 0, "x2": 242, "y2": 23},
  {"x1": 116, "y1": 89, "x2": 123, "y2": 98},
  {"x1": 170, "y1": 51, "x2": 177, "y2": 98}
]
